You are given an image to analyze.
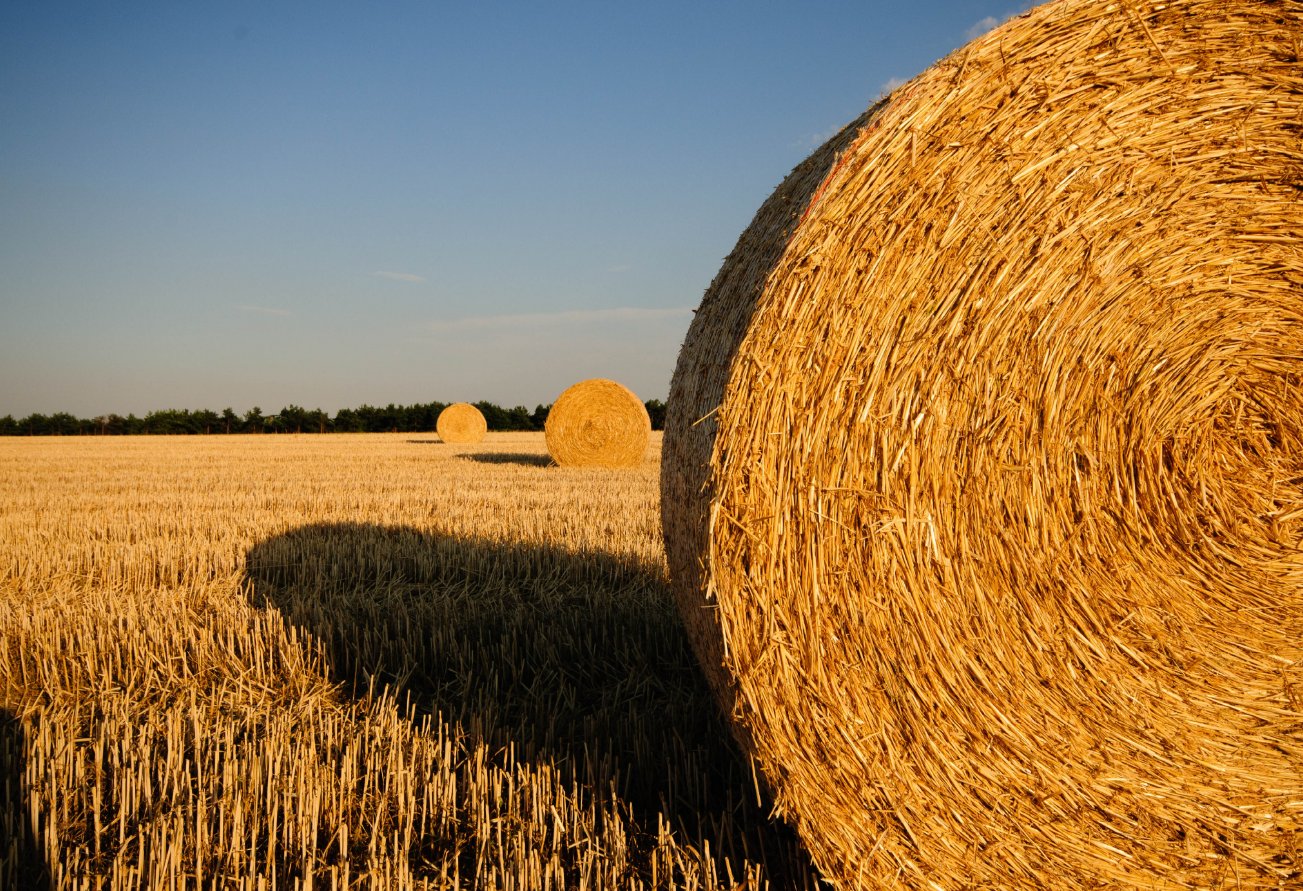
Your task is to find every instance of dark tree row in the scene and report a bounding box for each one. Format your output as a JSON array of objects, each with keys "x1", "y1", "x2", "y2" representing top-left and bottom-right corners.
[{"x1": 0, "y1": 399, "x2": 668, "y2": 436}]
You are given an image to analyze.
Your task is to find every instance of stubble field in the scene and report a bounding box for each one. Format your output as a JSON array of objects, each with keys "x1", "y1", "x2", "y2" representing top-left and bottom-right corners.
[{"x1": 0, "y1": 432, "x2": 818, "y2": 890}]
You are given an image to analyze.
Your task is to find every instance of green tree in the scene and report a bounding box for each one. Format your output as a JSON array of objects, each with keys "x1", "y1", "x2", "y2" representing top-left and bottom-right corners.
[
  {"x1": 278, "y1": 405, "x2": 307, "y2": 433},
  {"x1": 47, "y1": 412, "x2": 84, "y2": 435},
  {"x1": 193, "y1": 409, "x2": 220, "y2": 434},
  {"x1": 333, "y1": 408, "x2": 362, "y2": 432},
  {"x1": 503, "y1": 405, "x2": 532, "y2": 430},
  {"x1": 644, "y1": 399, "x2": 666, "y2": 431},
  {"x1": 142, "y1": 409, "x2": 198, "y2": 434}
]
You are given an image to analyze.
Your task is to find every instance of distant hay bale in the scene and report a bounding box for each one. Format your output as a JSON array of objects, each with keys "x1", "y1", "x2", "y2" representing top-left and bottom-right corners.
[
  {"x1": 435, "y1": 403, "x2": 487, "y2": 444},
  {"x1": 545, "y1": 379, "x2": 650, "y2": 468},
  {"x1": 661, "y1": 0, "x2": 1303, "y2": 888}
]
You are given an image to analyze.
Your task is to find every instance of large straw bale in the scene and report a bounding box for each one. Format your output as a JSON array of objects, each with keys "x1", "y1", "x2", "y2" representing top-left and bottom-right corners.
[
  {"x1": 546, "y1": 379, "x2": 650, "y2": 468},
  {"x1": 661, "y1": 0, "x2": 1303, "y2": 887},
  {"x1": 435, "y1": 402, "x2": 487, "y2": 444}
]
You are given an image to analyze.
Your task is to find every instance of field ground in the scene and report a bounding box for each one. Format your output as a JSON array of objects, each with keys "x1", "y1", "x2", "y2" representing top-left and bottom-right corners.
[{"x1": 0, "y1": 432, "x2": 820, "y2": 890}]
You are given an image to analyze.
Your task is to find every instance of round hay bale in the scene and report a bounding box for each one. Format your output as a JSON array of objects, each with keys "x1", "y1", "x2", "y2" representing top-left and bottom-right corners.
[
  {"x1": 661, "y1": 1, "x2": 1303, "y2": 888},
  {"x1": 435, "y1": 402, "x2": 487, "y2": 444},
  {"x1": 545, "y1": 379, "x2": 650, "y2": 468}
]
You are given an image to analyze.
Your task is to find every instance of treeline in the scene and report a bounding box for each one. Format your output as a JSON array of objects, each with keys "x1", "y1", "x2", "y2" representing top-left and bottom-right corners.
[{"x1": 0, "y1": 399, "x2": 669, "y2": 436}]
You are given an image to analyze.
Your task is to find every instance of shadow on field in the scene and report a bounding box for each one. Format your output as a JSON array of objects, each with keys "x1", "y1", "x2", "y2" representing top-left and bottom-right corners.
[
  {"x1": 459, "y1": 452, "x2": 553, "y2": 467},
  {"x1": 0, "y1": 708, "x2": 50, "y2": 891},
  {"x1": 244, "y1": 522, "x2": 818, "y2": 886}
]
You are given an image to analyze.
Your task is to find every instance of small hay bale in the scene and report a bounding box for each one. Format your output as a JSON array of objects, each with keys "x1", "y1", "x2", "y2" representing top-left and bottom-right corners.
[
  {"x1": 661, "y1": 0, "x2": 1303, "y2": 888},
  {"x1": 435, "y1": 402, "x2": 487, "y2": 444},
  {"x1": 545, "y1": 379, "x2": 650, "y2": 468}
]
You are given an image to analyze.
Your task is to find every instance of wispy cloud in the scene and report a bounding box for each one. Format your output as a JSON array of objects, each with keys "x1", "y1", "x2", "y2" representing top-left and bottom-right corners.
[
  {"x1": 965, "y1": 15, "x2": 1002, "y2": 41},
  {"x1": 880, "y1": 76, "x2": 909, "y2": 96},
  {"x1": 374, "y1": 270, "x2": 426, "y2": 283},
  {"x1": 428, "y1": 306, "x2": 692, "y2": 333},
  {"x1": 801, "y1": 123, "x2": 845, "y2": 149},
  {"x1": 236, "y1": 304, "x2": 291, "y2": 317}
]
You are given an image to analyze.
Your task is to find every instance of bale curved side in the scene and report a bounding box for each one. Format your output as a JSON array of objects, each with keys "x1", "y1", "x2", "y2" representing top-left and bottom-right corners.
[
  {"x1": 662, "y1": 0, "x2": 1303, "y2": 888},
  {"x1": 436, "y1": 402, "x2": 487, "y2": 444},
  {"x1": 545, "y1": 379, "x2": 650, "y2": 468},
  {"x1": 661, "y1": 107, "x2": 885, "y2": 725}
]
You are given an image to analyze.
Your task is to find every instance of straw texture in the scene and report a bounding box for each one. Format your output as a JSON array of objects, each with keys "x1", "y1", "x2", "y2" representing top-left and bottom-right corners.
[
  {"x1": 661, "y1": 1, "x2": 1303, "y2": 888},
  {"x1": 435, "y1": 402, "x2": 487, "y2": 444},
  {"x1": 546, "y1": 379, "x2": 650, "y2": 468}
]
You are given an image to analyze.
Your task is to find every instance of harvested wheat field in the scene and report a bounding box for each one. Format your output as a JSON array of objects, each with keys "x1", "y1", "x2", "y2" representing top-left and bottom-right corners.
[
  {"x1": 0, "y1": 432, "x2": 818, "y2": 890},
  {"x1": 663, "y1": 0, "x2": 1302, "y2": 888}
]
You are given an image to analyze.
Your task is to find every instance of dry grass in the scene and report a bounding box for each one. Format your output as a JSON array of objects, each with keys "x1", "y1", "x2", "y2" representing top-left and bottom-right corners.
[
  {"x1": 0, "y1": 432, "x2": 817, "y2": 889},
  {"x1": 663, "y1": 0, "x2": 1302, "y2": 887}
]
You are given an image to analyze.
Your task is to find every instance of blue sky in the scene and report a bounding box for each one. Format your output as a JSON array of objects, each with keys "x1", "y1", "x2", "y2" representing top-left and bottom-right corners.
[{"x1": 1, "y1": 1, "x2": 1025, "y2": 417}]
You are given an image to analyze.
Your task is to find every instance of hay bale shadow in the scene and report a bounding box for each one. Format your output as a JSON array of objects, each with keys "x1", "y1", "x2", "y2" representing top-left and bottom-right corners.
[
  {"x1": 1, "y1": 708, "x2": 50, "y2": 891},
  {"x1": 244, "y1": 523, "x2": 819, "y2": 885},
  {"x1": 458, "y1": 452, "x2": 553, "y2": 467}
]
